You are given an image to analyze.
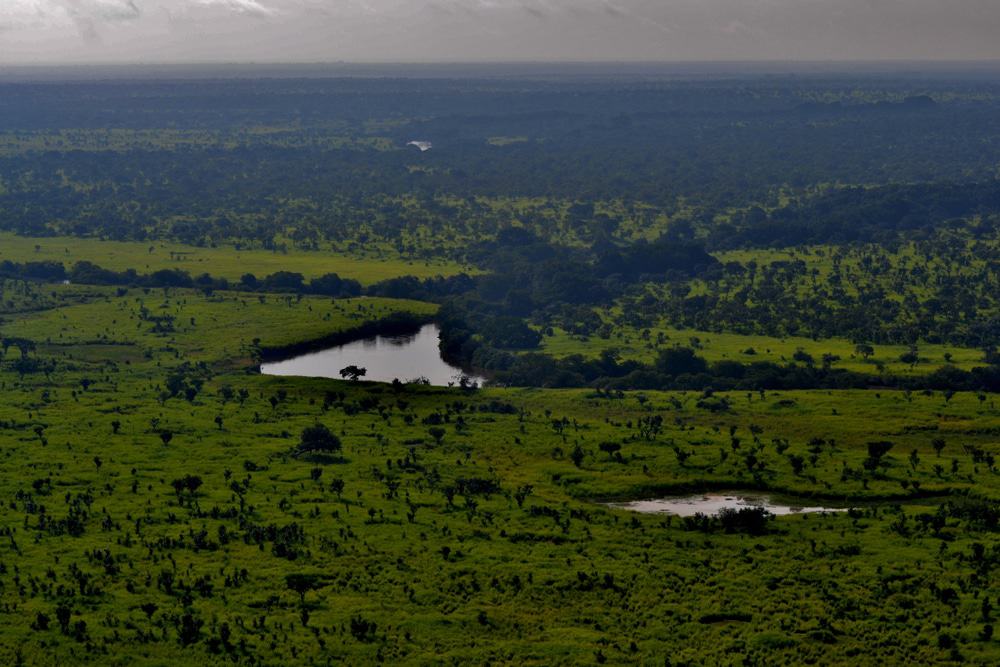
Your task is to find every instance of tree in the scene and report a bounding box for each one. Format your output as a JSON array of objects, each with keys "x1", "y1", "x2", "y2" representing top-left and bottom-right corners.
[
  {"x1": 31, "y1": 612, "x2": 50, "y2": 631},
  {"x1": 285, "y1": 573, "x2": 329, "y2": 605},
  {"x1": 309, "y1": 273, "x2": 361, "y2": 297},
  {"x1": 792, "y1": 349, "x2": 814, "y2": 365},
  {"x1": 932, "y1": 438, "x2": 946, "y2": 457},
  {"x1": 637, "y1": 415, "x2": 663, "y2": 440},
  {"x1": 899, "y1": 346, "x2": 919, "y2": 367},
  {"x1": 855, "y1": 343, "x2": 875, "y2": 360},
  {"x1": 339, "y1": 365, "x2": 367, "y2": 382},
  {"x1": 262, "y1": 271, "x2": 305, "y2": 292},
  {"x1": 483, "y1": 316, "x2": 542, "y2": 349},
  {"x1": 350, "y1": 615, "x2": 378, "y2": 642},
  {"x1": 598, "y1": 441, "x2": 622, "y2": 460},
  {"x1": 513, "y1": 484, "x2": 533, "y2": 508},
  {"x1": 178, "y1": 613, "x2": 203, "y2": 646},
  {"x1": 55, "y1": 604, "x2": 72, "y2": 634},
  {"x1": 655, "y1": 347, "x2": 708, "y2": 376},
  {"x1": 171, "y1": 475, "x2": 203, "y2": 497},
  {"x1": 864, "y1": 441, "x2": 894, "y2": 471},
  {"x1": 428, "y1": 427, "x2": 446, "y2": 445},
  {"x1": 295, "y1": 424, "x2": 341, "y2": 457}
]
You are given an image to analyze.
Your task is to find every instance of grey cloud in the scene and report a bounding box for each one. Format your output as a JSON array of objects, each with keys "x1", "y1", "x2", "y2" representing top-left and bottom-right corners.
[
  {"x1": 3, "y1": 0, "x2": 1000, "y2": 63},
  {"x1": 0, "y1": 0, "x2": 271, "y2": 29},
  {"x1": 64, "y1": 1, "x2": 142, "y2": 32},
  {"x1": 191, "y1": 0, "x2": 276, "y2": 17},
  {"x1": 521, "y1": 4, "x2": 546, "y2": 20},
  {"x1": 69, "y1": 0, "x2": 141, "y2": 21}
]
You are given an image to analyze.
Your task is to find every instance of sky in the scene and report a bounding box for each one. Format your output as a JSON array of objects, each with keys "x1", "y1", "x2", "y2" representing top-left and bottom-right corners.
[{"x1": 1, "y1": 0, "x2": 999, "y2": 64}]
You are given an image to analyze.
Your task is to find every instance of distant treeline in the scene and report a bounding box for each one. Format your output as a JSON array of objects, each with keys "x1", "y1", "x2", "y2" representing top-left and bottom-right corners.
[
  {"x1": 708, "y1": 180, "x2": 1000, "y2": 248},
  {"x1": 4, "y1": 76, "x2": 999, "y2": 252},
  {"x1": 0, "y1": 259, "x2": 365, "y2": 298}
]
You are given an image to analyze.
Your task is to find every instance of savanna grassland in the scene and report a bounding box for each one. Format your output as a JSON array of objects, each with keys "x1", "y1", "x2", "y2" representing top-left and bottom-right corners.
[
  {"x1": 2, "y1": 65, "x2": 1000, "y2": 665},
  {"x1": 3, "y1": 280, "x2": 1000, "y2": 666}
]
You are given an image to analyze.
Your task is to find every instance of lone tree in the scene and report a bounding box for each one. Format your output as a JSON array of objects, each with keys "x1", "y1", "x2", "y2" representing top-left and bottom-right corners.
[
  {"x1": 339, "y1": 365, "x2": 367, "y2": 382},
  {"x1": 285, "y1": 573, "x2": 329, "y2": 605},
  {"x1": 932, "y1": 438, "x2": 946, "y2": 457},
  {"x1": 599, "y1": 441, "x2": 622, "y2": 460},
  {"x1": 863, "y1": 440, "x2": 895, "y2": 471},
  {"x1": 295, "y1": 423, "x2": 342, "y2": 458}
]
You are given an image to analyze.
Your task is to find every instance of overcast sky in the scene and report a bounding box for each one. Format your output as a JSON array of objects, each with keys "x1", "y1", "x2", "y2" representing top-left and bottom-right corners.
[{"x1": 1, "y1": 0, "x2": 999, "y2": 64}]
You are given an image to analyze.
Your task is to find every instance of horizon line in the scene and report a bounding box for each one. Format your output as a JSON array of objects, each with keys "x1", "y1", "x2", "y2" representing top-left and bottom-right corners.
[{"x1": 4, "y1": 58, "x2": 1000, "y2": 67}]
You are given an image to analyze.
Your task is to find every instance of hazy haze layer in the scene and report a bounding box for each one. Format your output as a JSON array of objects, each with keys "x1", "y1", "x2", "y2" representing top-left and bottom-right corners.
[{"x1": 1, "y1": 0, "x2": 999, "y2": 63}]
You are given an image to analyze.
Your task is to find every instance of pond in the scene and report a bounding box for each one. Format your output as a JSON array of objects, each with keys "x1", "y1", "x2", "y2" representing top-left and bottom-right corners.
[
  {"x1": 608, "y1": 493, "x2": 848, "y2": 517},
  {"x1": 260, "y1": 323, "x2": 486, "y2": 387}
]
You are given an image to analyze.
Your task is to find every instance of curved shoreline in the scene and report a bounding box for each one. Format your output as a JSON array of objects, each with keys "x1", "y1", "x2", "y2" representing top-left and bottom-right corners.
[
  {"x1": 257, "y1": 312, "x2": 490, "y2": 383},
  {"x1": 585, "y1": 478, "x2": 965, "y2": 506},
  {"x1": 257, "y1": 311, "x2": 433, "y2": 363}
]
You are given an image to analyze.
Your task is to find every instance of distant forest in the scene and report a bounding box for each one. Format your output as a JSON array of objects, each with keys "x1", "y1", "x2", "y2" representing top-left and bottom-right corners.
[{"x1": 2, "y1": 70, "x2": 1000, "y2": 392}]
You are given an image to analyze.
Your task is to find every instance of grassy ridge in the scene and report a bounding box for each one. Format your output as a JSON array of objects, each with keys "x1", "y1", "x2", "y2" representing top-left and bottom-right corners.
[{"x1": 0, "y1": 233, "x2": 473, "y2": 285}]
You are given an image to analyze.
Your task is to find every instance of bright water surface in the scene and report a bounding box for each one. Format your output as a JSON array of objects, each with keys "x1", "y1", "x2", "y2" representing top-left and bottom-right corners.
[
  {"x1": 260, "y1": 323, "x2": 486, "y2": 387},
  {"x1": 609, "y1": 493, "x2": 848, "y2": 517}
]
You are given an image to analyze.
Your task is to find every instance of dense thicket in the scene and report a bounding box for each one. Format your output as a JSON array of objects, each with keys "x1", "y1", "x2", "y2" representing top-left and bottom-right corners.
[{"x1": 708, "y1": 182, "x2": 1000, "y2": 248}]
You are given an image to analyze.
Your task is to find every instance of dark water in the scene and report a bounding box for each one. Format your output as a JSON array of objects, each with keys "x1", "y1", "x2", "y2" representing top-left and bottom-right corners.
[
  {"x1": 260, "y1": 323, "x2": 485, "y2": 387},
  {"x1": 608, "y1": 493, "x2": 847, "y2": 517}
]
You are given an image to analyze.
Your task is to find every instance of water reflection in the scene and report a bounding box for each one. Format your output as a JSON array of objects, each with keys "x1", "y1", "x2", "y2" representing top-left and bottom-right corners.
[{"x1": 260, "y1": 323, "x2": 486, "y2": 387}]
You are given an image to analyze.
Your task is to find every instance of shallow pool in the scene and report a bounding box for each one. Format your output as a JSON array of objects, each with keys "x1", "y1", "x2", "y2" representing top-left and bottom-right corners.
[{"x1": 608, "y1": 493, "x2": 848, "y2": 517}]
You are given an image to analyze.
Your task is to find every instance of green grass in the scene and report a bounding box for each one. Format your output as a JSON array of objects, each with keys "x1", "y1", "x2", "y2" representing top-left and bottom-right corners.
[
  {"x1": 1, "y1": 282, "x2": 1000, "y2": 664},
  {"x1": 0, "y1": 233, "x2": 475, "y2": 285},
  {"x1": 539, "y1": 323, "x2": 986, "y2": 375},
  {"x1": 3, "y1": 288, "x2": 437, "y2": 365}
]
